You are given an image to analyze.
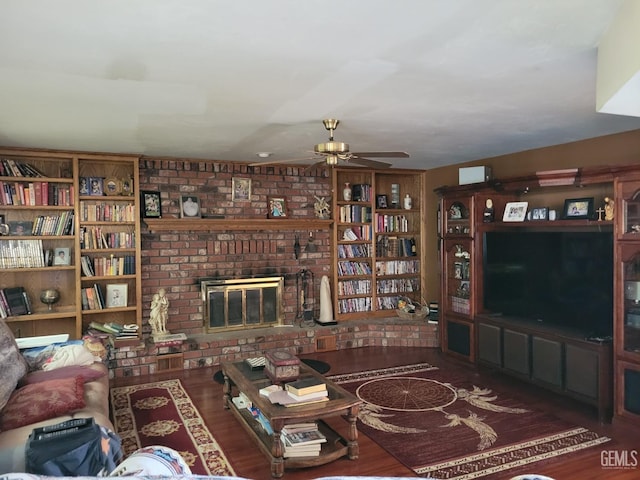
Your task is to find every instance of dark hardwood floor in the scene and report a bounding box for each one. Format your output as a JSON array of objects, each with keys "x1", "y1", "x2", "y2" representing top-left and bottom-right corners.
[{"x1": 111, "y1": 347, "x2": 638, "y2": 480}]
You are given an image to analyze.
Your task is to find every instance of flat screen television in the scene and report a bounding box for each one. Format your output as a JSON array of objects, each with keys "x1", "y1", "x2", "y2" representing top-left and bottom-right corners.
[{"x1": 483, "y1": 230, "x2": 613, "y2": 336}]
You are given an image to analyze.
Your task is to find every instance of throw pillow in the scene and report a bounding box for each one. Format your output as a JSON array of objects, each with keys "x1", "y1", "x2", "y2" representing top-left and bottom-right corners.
[
  {"x1": 0, "y1": 376, "x2": 86, "y2": 431},
  {"x1": 20, "y1": 365, "x2": 104, "y2": 386},
  {"x1": 0, "y1": 319, "x2": 29, "y2": 411}
]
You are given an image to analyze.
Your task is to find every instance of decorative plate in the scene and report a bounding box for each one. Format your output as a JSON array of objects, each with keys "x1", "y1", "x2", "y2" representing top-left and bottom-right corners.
[{"x1": 104, "y1": 177, "x2": 122, "y2": 196}]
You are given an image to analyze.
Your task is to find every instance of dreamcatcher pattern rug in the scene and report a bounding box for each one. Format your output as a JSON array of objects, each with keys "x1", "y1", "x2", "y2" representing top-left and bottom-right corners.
[
  {"x1": 110, "y1": 379, "x2": 235, "y2": 476},
  {"x1": 328, "y1": 363, "x2": 610, "y2": 480}
]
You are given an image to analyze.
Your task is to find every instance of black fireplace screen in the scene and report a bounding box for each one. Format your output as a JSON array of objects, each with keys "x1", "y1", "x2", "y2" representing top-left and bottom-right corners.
[{"x1": 201, "y1": 277, "x2": 283, "y2": 332}]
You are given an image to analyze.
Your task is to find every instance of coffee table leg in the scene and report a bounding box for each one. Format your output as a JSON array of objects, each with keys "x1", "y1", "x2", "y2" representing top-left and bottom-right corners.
[
  {"x1": 271, "y1": 422, "x2": 285, "y2": 478},
  {"x1": 346, "y1": 405, "x2": 359, "y2": 459},
  {"x1": 222, "y1": 371, "x2": 232, "y2": 409}
]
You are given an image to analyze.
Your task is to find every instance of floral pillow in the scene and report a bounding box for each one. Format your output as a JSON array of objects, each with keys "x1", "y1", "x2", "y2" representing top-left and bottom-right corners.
[
  {"x1": 0, "y1": 376, "x2": 86, "y2": 430},
  {"x1": 0, "y1": 319, "x2": 29, "y2": 411}
]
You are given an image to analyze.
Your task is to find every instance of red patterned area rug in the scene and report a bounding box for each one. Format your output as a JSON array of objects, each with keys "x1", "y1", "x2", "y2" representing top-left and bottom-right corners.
[
  {"x1": 328, "y1": 363, "x2": 610, "y2": 480},
  {"x1": 110, "y1": 379, "x2": 236, "y2": 476}
]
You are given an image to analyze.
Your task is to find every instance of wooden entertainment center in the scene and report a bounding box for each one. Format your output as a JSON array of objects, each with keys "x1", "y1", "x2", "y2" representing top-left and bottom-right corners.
[{"x1": 436, "y1": 165, "x2": 640, "y2": 424}]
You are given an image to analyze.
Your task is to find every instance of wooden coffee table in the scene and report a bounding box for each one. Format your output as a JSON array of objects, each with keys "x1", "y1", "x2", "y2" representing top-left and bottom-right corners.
[{"x1": 221, "y1": 360, "x2": 361, "y2": 478}]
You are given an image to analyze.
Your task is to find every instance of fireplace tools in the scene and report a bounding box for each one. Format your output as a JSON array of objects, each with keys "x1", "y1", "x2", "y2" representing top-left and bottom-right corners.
[{"x1": 296, "y1": 268, "x2": 315, "y2": 327}]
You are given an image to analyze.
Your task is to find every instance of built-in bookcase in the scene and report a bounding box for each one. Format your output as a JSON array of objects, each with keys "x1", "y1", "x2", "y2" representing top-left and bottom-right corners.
[
  {"x1": 332, "y1": 167, "x2": 425, "y2": 320},
  {"x1": 0, "y1": 148, "x2": 141, "y2": 342}
]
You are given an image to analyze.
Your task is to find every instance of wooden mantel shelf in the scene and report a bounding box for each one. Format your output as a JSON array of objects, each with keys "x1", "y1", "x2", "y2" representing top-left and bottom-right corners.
[{"x1": 143, "y1": 218, "x2": 333, "y2": 232}]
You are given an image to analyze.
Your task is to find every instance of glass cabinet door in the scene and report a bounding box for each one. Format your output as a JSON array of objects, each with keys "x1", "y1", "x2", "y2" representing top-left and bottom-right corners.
[{"x1": 622, "y1": 249, "x2": 640, "y2": 356}]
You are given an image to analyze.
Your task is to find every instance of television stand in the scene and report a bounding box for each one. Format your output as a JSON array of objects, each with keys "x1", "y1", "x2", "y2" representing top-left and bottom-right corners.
[{"x1": 476, "y1": 314, "x2": 612, "y2": 423}]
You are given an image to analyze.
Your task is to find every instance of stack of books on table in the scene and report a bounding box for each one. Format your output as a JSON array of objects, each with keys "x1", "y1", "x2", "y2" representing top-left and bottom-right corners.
[
  {"x1": 281, "y1": 423, "x2": 326, "y2": 457},
  {"x1": 268, "y1": 378, "x2": 329, "y2": 407}
]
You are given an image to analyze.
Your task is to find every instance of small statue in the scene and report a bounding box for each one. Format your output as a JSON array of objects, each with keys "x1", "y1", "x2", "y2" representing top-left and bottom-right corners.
[
  {"x1": 314, "y1": 196, "x2": 331, "y2": 219},
  {"x1": 483, "y1": 198, "x2": 494, "y2": 223},
  {"x1": 604, "y1": 197, "x2": 614, "y2": 221},
  {"x1": 149, "y1": 288, "x2": 169, "y2": 336}
]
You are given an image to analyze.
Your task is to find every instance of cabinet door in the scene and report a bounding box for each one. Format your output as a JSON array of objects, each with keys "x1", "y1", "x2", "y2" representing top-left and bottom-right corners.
[
  {"x1": 478, "y1": 322, "x2": 502, "y2": 366},
  {"x1": 565, "y1": 343, "x2": 599, "y2": 399},
  {"x1": 503, "y1": 329, "x2": 529, "y2": 376},
  {"x1": 443, "y1": 317, "x2": 473, "y2": 359},
  {"x1": 532, "y1": 336, "x2": 563, "y2": 387},
  {"x1": 442, "y1": 239, "x2": 473, "y2": 318}
]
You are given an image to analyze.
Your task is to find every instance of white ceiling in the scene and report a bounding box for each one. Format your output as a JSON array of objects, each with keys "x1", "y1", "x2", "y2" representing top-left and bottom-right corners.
[{"x1": 1, "y1": 0, "x2": 640, "y2": 170}]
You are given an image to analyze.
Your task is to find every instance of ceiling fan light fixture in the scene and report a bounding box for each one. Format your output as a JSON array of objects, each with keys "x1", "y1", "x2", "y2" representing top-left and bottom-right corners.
[
  {"x1": 256, "y1": 152, "x2": 272, "y2": 158},
  {"x1": 314, "y1": 141, "x2": 349, "y2": 154},
  {"x1": 326, "y1": 155, "x2": 338, "y2": 165}
]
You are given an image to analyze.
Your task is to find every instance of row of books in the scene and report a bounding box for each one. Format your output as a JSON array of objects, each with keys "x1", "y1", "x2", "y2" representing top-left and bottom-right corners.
[
  {"x1": 32, "y1": 211, "x2": 74, "y2": 236},
  {"x1": 79, "y1": 202, "x2": 136, "y2": 222},
  {"x1": 376, "y1": 236, "x2": 417, "y2": 258},
  {"x1": 336, "y1": 260, "x2": 372, "y2": 276},
  {"x1": 0, "y1": 286, "x2": 32, "y2": 318},
  {"x1": 337, "y1": 243, "x2": 372, "y2": 259},
  {"x1": 337, "y1": 279, "x2": 372, "y2": 296},
  {"x1": 376, "y1": 278, "x2": 420, "y2": 294},
  {"x1": 80, "y1": 227, "x2": 135, "y2": 250},
  {"x1": 374, "y1": 213, "x2": 410, "y2": 233},
  {"x1": 338, "y1": 297, "x2": 372, "y2": 314},
  {"x1": 88, "y1": 321, "x2": 139, "y2": 338},
  {"x1": 375, "y1": 259, "x2": 420, "y2": 275},
  {"x1": 0, "y1": 181, "x2": 73, "y2": 207},
  {"x1": 0, "y1": 239, "x2": 45, "y2": 269},
  {"x1": 342, "y1": 225, "x2": 373, "y2": 241},
  {"x1": 347, "y1": 183, "x2": 372, "y2": 202},
  {"x1": 338, "y1": 205, "x2": 372, "y2": 223},
  {"x1": 0, "y1": 158, "x2": 44, "y2": 177},
  {"x1": 80, "y1": 255, "x2": 136, "y2": 277},
  {"x1": 81, "y1": 284, "x2": 107, "y2": 310}
]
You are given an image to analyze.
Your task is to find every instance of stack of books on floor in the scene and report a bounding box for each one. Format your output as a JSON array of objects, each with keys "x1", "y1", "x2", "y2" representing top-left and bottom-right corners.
[
  {"x1": 281, "y1": 422, "x2": 326, "y2": 457},
  {"x1": 267, "y1": 377, "x2": 329, "y2": 407}
]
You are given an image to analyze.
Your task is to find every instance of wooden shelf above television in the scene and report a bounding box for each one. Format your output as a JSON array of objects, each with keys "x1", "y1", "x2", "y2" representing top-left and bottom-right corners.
[{"x1": 143, "y1": 218, "x2": 333, "y2": 232}]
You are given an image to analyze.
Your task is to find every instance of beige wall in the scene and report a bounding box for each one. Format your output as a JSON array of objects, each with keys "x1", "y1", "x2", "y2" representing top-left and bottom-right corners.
[{"x1": 423, "y1": 128, "x2": 640, "y2": 301}]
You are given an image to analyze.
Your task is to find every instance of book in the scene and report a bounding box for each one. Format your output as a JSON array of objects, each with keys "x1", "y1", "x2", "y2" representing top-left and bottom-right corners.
[
  {"x1": 268, "y1": 389, "x2": 329, "y2": 407},
  {"x1": 287, "y1": 389, "x2": 329, "y2": 402},
  {"x1": 283, "y1": 429, "x2": 327, "y2": 446},
  {"x1": 285, "y1": 378, "x2": 326, "y2": 396},
  {"x1": 3, "y1": 287, "x2": 29, "y2": 316}
]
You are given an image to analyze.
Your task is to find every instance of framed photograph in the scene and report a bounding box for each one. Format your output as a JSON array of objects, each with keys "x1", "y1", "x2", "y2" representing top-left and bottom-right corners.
[
  {"x1": 106, "y1": 283, "x2": 128, "y2": 308},
  {"x1": 563, "y1": 197, "x2": 594, "y2": 219},
  {"x1": 232, "y1": 177, "x2": 251, "y2": 201},
  {"x1": 531, "y1": 207, "x2": 549, "y2": 220},
  {"x1": 141, "y1": 191, "x2": 162, "y2": 218},
  {"x1": 8, "y1": 220, "x2": 32, "y2": 235},
  {"x1": 376, "y1": 194, "x2": 388, "y2": 209},
  {"x1": 89, "y1": 177, "x2": 104, "y2": 196},
  {"x1": 53, "y1": 247, "x2": 71, "y2": 265},
  {"x1": 79, "y1": 177, "x2": 90, "y2": 195},
  {"x1": 502, "y1": 201, "x2": 528, "y2": 222},
  {"x1": 104, "y1": 177, "x2": 121, "y2": 196},
  {"x1": 180, "y1": 195, "x2": 201, "y2": 218},
  {"x1": 121, "y1": 177, "x2": 134, "y2": 196},
  {"x1": 268, "y1": 196, "x2": 287, "y2": 218}
]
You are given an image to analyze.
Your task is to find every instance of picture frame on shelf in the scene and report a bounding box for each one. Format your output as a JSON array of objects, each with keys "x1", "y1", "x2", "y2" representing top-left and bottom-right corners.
[
  {"x1": 563, "y1": 197, "x2": 594, "y2": 220},
  {"x1": 53, "y1": 247, "x2": 71, "y2": 266},
  {"x1": 121, "y1": 177, "x2": 134, "y2": 196},
  {"x1": 79, "y1": 177, "x2": 90, "y2": 195},
  {"x1": 89, "y1": 177, "x2": 104, "y2": 196},
  {"x1": 106, "y1": 283, "x2": 128, "y2": 308},
  {"x1": 502, "y1": 201, "x2": 528, "y2": 222},
  {"x1": 104, "y1": 177, "x2": 121, "y2": 196},
  {"x1": 232, "y1": 177, "x2": 251, "y2": 201},
  {"x1": 531, "y1": 207, "x2": 549, "y2": 220},
  {"x1": 141, "y1": 191, "x2": 162, "y2": 218},
  {"x1": 376, "y1": 194, "x2": 388, "y2": 209},
  {"x1": 268, "y1": 196, "x2": 287, "y2": 218},
  {"x1": 180, "y1": 195, "x2": 201, "y2": 218},
  {"x1": 8, "y1": 220, "x2": 32, "y2": 235}
]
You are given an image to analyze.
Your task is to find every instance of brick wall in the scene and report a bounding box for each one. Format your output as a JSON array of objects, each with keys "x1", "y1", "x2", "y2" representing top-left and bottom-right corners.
[{"x1": 107, "y1": 157, "x2": 439, "y2": 377}]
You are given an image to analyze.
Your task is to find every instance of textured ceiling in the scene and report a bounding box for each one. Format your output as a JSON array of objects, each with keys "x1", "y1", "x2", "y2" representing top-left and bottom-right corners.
[{"x1": 1, "y1": 0, "x2": 640, "y2": 170}]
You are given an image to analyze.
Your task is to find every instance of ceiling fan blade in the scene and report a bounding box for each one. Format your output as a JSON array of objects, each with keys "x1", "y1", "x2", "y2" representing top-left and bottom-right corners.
[
  {"x1": 351, "y1": 151, "x2": 410, "y2": 158},
  {"x1": 304, "y1": 160, "x2": 329, "y2": 172},
  {"x1": 350, "y1": 157, "x2": 392, "y2": 168},
  {"x1": 248, "y1": 156, "x2": 318, "y2": 167}
]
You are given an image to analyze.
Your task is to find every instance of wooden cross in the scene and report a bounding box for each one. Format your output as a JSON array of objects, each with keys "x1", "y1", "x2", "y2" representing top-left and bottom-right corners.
[{"x1": 596, "y1": 206, "x2": 605, "y2": 221}]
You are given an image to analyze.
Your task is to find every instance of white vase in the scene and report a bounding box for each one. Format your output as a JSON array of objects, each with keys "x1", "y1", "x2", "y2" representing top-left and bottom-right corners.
[
  {"x1": 404, "y1": 194, "x2": 412, "y2": 210},
  {"x1": 343, "y1": 182, "x2": 352, "y2": 201}
]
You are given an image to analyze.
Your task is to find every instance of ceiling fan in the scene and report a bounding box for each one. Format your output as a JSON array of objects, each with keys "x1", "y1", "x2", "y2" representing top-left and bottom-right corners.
[{"x1": 249, "y1": 119, "x2": 409, "y2": 169}]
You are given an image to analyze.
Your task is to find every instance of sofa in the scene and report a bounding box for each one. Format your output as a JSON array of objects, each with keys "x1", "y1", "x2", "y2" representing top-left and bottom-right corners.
[{"x1": 0, "y1": 319, "x2": 115, "y2": 474}]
